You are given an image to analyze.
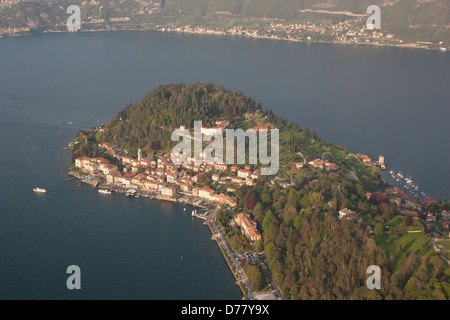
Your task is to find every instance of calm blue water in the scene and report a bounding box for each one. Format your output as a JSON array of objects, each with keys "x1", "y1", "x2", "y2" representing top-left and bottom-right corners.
[
  {"x1": 0, "y1": 122, "x2": 241, "y2": 299},
  {"x1": 0, "y1": 31, "x2": 448, "y2": 299}
]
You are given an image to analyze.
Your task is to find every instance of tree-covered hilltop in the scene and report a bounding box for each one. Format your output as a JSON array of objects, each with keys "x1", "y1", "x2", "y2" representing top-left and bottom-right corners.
[
  {"x1": 95, "y1": 82, "x2": 354, "y2": 168},
  {"x1": 101, "y1": 83, "x2": 260, "y2": 154},
  {"x1": 74, "y1": 82, "x2": 387, "y2": 186},
  {"x1": 98, "y1": 83, "x2": 375, "y2": 176}
]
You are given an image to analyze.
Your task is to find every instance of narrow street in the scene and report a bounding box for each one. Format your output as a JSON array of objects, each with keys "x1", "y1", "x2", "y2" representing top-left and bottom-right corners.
[
  {"x1": 207, "y1": 207, "x2": 281, "y2": 300},
  {"x1": 209, "y1": 215, "x2": 255, "y2": 299}
]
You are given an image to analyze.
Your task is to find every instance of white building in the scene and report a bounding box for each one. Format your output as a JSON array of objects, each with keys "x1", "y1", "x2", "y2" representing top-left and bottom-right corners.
[
  {"x1": 339, "y1": 208, "x2": 355, "y2": 219},
  {"x1": 161, "y1": 186, "x2": 177, "y2": 197},
  {"x1": 75, "y1": 156, "x2": 93, "y2": 169},
  {"x1": 99, "y1": 163, "x2": 118, "y2": 175},
  {"x1": 201, "y1": 126, "x2": 223, "y2": 136},
  {"x1": 237, "y1": 169, "x2": 251, "y2": 179},
  {"x1": 166, "y1": 172, "x2": 177, "y2": 183}
]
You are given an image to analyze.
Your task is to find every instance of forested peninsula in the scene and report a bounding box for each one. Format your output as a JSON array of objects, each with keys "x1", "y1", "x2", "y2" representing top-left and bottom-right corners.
[{"x1": 70, "y1": 83, "x2": 450, "y2": 300}]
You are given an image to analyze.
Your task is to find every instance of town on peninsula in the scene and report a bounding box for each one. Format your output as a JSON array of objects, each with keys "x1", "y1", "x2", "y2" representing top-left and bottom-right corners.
[{"x1": 67, "y1": 83, "x2": 450, "y2": 300}]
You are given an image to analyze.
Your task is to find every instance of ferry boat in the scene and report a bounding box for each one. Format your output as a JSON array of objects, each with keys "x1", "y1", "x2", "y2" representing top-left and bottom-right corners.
[
  {"x1": 98, "y1": 189, "x2": 111, "y2": 195},
  {"x1": 33, "y1": 187, "x2": 47, "y2": 193}
]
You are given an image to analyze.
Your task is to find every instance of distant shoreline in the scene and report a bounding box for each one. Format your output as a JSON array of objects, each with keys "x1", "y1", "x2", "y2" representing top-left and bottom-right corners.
[{"x1": 1, "y1": 27, "x2": 447, "y2": 52}]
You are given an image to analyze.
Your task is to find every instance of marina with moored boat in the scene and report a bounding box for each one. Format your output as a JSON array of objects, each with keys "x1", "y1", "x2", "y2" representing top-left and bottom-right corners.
[{"x1": 387, "y1": 169, "x2": 427, "y2": 199}]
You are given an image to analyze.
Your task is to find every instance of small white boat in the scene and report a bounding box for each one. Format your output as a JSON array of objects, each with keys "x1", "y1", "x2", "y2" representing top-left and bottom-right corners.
[
  {"x1": 98, "y1": 189, "x2": 111, "y2": 195},
  {"x1": 33, "y1": 187, "x2": 47, "y2": 193}
]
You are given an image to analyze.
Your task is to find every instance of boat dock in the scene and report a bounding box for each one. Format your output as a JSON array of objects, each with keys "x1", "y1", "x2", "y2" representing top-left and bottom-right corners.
[
  {"x1": 192, "y1": 212, "x2": 208, "y2": 220},
  {"x1": 69, "y1": 171, "x2": 99, "y2": 187}
]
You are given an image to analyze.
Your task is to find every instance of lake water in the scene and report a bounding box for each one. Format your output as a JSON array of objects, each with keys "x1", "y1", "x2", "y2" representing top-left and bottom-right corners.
[{"x1": 0, "y1": 31, "x2": 448, "y2": 299}]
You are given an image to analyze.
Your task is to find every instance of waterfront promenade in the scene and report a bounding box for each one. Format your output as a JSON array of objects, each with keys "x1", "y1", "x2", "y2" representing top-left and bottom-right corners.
[
  {"x1": 204, "y1": 208, "x2": 279, "y2": 300},
  {"x1": 69, "y1": 170, "x2": 280, "y2": 300},
  {"x1": 205, "y1": 209, "x2": 254, "y2": 300}
]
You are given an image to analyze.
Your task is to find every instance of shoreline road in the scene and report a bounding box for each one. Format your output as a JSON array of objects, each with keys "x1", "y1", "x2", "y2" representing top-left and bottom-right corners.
[
  {"x1": 209, "y1": 206, "x2": 281, "y2": 300},
  {"x1": 208, "y1": 208, "x2": 254, "y2": 300}
]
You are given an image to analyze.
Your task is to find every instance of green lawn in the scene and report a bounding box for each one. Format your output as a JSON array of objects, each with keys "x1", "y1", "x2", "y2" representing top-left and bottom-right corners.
[
  {"x1": 378, "y1": 232, "x2": 434, "y2": 258},
  {"x1": 436, "y1": 240, "x2": 450, "y2": 251},
  {"x1": 386, "y1": 215, "x2": 423, "y2": 232},
  {"x1": 441, "y1": 252, "x2": 450, "y2": 261}
]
